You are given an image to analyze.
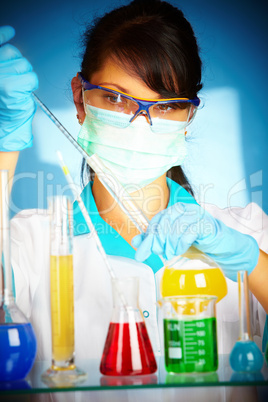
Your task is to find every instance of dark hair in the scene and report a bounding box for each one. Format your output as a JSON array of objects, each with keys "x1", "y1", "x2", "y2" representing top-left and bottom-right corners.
[{"x1": 80, "y1": 0, "x2": 202, "y2": 196}]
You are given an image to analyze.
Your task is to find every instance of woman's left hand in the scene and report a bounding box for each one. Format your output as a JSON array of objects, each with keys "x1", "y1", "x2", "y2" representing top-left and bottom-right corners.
[{"x1": 131, "y1": 202, "x2": 259, "y2": 282}]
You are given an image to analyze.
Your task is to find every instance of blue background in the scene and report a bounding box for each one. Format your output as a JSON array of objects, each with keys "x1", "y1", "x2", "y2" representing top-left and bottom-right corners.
[{"x1": 1, "y1": 0, "x2": 268, "y2": 216}]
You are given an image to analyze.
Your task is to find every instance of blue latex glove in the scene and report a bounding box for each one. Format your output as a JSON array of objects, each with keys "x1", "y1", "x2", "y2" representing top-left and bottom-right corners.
[
  {"x1": 131, "y1": 202, "x2": 259, "y2": 282},
  {"x1": 0, "y1": 26, "x2": 38, "y2": 151}
]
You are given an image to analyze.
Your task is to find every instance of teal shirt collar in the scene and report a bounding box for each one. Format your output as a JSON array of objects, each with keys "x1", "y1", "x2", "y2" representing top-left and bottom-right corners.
[{"x1": 73, "y1": 177, "x2": 196, "y2": 274}]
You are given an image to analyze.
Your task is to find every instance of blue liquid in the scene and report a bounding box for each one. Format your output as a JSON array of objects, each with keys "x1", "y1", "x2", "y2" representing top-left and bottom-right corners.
[
  {"x1": 0, "y1": 379, "x2": 31, "y2": 391},
  {"x1": 229, "y1": 340, "x2": 264, "y2": 372},
  {"x1": 0, "y1": 323, "x2": 37, "y2": 381}
]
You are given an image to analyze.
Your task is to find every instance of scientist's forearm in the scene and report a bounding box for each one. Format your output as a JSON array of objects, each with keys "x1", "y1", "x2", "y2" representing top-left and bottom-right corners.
[{"x1": 248, "y1": 249, "x2": 268, "y2": 314}]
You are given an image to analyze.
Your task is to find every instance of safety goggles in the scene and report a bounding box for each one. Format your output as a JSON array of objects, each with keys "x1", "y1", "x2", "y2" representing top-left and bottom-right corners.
[{"x1": 78, "y1": 72, "x2": 200, "y2": 128}]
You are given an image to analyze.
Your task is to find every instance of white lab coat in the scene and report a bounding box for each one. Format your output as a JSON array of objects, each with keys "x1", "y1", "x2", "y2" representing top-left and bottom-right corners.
[{"x1": 10, "y1": 201, "x2": 268, "y2": 363}]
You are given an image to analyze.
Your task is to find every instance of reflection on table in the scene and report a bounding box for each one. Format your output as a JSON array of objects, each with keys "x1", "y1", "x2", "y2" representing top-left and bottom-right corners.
[{"x1": 1, "y1": 355, "x2": 268, "y2": 395}]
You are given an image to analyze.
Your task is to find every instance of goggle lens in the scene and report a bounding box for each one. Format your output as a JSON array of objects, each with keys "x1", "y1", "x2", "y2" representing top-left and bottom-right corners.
[
  {"x1": 150, "y1": 102, "x2": 193, "y2": 122},
  {"x1": 83, "y1": 88, "x2": 139, "y2": 116},
  {"x1": 83, "y1": 87, "x2": 198, "y2": 129}
]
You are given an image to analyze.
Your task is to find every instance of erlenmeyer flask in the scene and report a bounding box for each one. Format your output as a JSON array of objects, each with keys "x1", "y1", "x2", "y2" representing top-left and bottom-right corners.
[
  {"x1": 160, "y1": 247, "x2": 227, "y2": 303},
  {"x1": 229, "y1": 270, "x2": 263, "y2": 372},
  {"x1": 0, "y1": 170, "x2": 37, "y2": 381},
  {"x1": 100, "y1": 276, "x2": 157, "y2": 376}
]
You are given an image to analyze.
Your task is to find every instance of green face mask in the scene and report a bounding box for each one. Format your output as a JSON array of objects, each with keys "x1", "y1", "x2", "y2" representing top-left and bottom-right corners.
[{"x1": 78, "y1": 105, "x2": 187, "y2": 192}]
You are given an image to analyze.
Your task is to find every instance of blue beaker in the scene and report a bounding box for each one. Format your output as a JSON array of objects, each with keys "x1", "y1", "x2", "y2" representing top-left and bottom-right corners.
[{"x1": 0, "y1": 170, "x2": 37, "y2": 382}]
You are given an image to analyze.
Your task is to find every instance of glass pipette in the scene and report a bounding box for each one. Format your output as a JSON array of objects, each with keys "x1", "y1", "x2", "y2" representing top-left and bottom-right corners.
[
  {"x1": 33, "y1": 93, "x2": 149, "y2": 235},
  {"x1": 32, "y1": 94, "x2": 197, "y2": 268},
  {"x1": 229, "y1": 270, "x2": 263, "y2": 372},
  {"x1": 33, "y1": 93, "x2": 172, "y2": 267}
]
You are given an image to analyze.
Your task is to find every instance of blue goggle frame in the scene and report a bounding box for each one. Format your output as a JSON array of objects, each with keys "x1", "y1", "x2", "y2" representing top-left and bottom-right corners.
[{"x1": 78, "y1": 72, "x2": 200, "y2": 126}]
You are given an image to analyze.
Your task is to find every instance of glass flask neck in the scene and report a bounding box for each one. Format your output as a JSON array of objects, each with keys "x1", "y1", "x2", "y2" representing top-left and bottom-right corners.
[
  {"x1": 167, "y1": 246, "x2": 219, "y2": 268},
  {"x1": 112, "y1": 277, "x2": 139, "y2": 309},
  {"x1": 1, "y1": 170, "x2": 15, "y2": 306},
  {"x1": 238, "y1": 270, "x2": 252, "y2": 341},
  {"x1": 1, "y1": 289, "x2": 15, "y2": 305}
]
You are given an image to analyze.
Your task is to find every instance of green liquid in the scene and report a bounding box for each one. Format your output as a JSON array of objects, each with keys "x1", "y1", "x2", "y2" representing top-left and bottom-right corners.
[
  {"x1": 265, "y1": 342, "x2": 268, "y2": 365},
  {"x1": 163, "y1": 317, "x2": 218, "y2": 373}
]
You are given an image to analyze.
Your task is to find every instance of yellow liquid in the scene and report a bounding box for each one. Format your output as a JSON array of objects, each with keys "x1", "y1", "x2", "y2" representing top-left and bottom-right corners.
[
  {"x1": 160, "y1": 267, "x2": 227, "y2": 303},
  {"x1": 50, "y1": 255, "x2": 74, "y2": 362}
]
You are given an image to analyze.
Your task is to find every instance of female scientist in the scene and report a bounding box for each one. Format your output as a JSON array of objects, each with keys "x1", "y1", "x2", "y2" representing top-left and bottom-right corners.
[{"x1": 0, "y1": 0, "x2": 268, "y2": 360}]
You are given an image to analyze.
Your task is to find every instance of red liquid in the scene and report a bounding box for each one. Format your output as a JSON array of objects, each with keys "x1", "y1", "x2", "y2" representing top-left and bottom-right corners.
[{"x1": 100, "y1": 321, "x2": 157, "y2": 376}]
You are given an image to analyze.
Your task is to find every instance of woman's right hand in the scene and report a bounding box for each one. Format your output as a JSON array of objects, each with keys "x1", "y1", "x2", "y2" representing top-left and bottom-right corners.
[
  {"x1": 0, "y1": 26, "x2": 38, "y2": 151},
  {"x1": 132, "y1": 202, "x2": 260, "y2": 282}
]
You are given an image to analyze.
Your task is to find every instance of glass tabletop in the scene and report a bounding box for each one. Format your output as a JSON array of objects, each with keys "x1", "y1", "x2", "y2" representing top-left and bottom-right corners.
[{"x1": 1, "y1": 355, "x2": 268, "y2": 395}]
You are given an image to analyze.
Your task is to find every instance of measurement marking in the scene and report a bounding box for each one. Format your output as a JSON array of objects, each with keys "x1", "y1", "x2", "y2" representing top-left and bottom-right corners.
[
  {"x1": 185, "y1": 342, "x2": 197, "y2": 345},
  {"x1": 185, "y1": 351, "x2": 198, "y2": 354},
  {"x1": 182, "y1": 326, "x2": 187, "y2": 361}
]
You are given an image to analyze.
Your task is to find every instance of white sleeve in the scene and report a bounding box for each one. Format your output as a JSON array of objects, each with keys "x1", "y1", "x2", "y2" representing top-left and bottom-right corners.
[
  {"x1": 200, "y1": 201, "x2": 268, "y2": 350},
  {"x1": 200, "y1": 201, "x2": 268, "y2": 252},
  {"x1": 11, "y1": 209, "x2": 50, "y2": 317},
  {"x1": 11, "y1": 209, "x2": 52, "y2": 360}
]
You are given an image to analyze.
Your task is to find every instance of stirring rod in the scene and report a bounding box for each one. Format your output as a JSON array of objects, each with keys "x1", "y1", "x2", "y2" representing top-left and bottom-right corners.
[
  {"x1": 56, "y1": 151, "x2": 115, "y2": 278},
  {"x1": 56, "y1": 150, "x2": 129, "y2": 308}
]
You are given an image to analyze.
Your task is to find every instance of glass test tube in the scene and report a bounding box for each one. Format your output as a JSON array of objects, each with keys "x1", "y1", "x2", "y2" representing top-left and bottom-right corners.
[{"x1": 42, "y1": 196, "x2": 86, "y2": 385}]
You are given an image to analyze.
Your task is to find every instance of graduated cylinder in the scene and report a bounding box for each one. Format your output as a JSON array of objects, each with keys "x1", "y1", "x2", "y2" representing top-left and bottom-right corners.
[{"x1": 49, "y1": 196, "x2": 74, "y2": 369}]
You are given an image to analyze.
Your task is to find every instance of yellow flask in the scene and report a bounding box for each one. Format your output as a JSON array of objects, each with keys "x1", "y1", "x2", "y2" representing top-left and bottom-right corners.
[{"x1": 160, "y1": 247, "x2": 227, "y2": 303}]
